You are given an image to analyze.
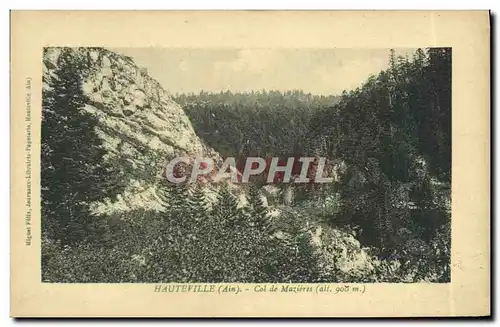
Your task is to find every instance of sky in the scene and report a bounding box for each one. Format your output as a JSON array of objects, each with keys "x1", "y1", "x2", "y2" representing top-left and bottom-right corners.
[{"x1": 111, "y1": 48, "x2": 417, "y2": 96}]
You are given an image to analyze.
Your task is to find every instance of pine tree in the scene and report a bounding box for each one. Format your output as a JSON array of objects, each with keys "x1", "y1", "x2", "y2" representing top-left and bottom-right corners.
[
  {"x1": 214, "y1": 185, "x2": 243, "y2": 228},
  {"x1": 165, "y1": 184, "x2": 191, "y2": 214},
  {"x1": 247, "y1": 185, "x2": 271, "y2": 231},
  {"x1": 41, "y1": 49, "x2": 124, "y2": 244},
  {"x1": 389, "y1": 48, "x2": 397, "y2": 74},
  {"x1": 160, "y1": 182, "x2": 193, "y2": 243},
  {"x1": 189, "y1": 186, "x2": 209, "y2": 222},
  {"x1": 413, "y1": 48, "x2": 426, "y2": 68}
]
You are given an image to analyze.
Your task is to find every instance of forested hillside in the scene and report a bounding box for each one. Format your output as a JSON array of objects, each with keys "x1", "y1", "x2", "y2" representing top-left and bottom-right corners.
[
  {"x1": 308, "y1": 48, "x2": 451, "y2": 279},
  {"x1": 175, "y1": 90, "x2": 339, "y2": 158},
  {"x1": 42, "y1": 47, "x2": 451, "y2": 283}
]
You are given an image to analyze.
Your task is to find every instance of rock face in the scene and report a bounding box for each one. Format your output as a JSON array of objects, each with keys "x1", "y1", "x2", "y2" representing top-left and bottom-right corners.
[{"x1": 43, "y1": 47, "x2": 219, "y2": 214}]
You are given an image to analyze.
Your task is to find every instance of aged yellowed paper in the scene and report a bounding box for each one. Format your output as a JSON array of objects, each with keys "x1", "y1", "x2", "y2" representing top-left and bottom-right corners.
[{"x1": 10, "y1": 10, "x2": 490, "y2": 317}]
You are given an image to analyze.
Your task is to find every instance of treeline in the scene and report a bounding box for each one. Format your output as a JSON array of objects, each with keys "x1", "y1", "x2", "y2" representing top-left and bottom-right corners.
[
  {"x1": 175, "y1": 90, "x2": 339, "y2": 158},
  {"x1": 308, "y1": 48, "x2": 451, "y2": 180}
]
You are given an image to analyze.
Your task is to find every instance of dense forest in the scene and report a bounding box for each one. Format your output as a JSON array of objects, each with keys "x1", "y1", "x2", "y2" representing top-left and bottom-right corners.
[
  {"x1": 42, "y1": 48, "x2": 451, "y2": 283},
  {"x1": 175, "y1": 90, "x2": 339, "y2": 158}
]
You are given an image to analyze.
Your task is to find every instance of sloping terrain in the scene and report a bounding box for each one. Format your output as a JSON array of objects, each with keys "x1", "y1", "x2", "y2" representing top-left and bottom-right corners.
[{"x1": 43, "y1": 47, "x2": 220, "y2": 214}]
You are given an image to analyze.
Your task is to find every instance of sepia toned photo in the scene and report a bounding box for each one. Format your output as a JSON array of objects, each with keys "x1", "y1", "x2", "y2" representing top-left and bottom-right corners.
[
  {"x1": 10, "y1": 11, "x2": 489, "y2": 317},
  {"x1": 40, "y1": 47, "x2": 451, "y2": 284}
]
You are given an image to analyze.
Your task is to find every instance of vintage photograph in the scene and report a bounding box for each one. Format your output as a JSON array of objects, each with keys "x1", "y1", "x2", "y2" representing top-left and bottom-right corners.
[{"x1": 40, "y1": 47, "x2": 452, "y2": 284}]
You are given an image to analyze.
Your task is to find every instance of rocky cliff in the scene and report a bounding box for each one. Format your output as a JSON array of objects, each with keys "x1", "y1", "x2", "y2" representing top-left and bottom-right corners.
[{"x1": 43, "y1": 47, "x2": 220, "y2": 214}]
